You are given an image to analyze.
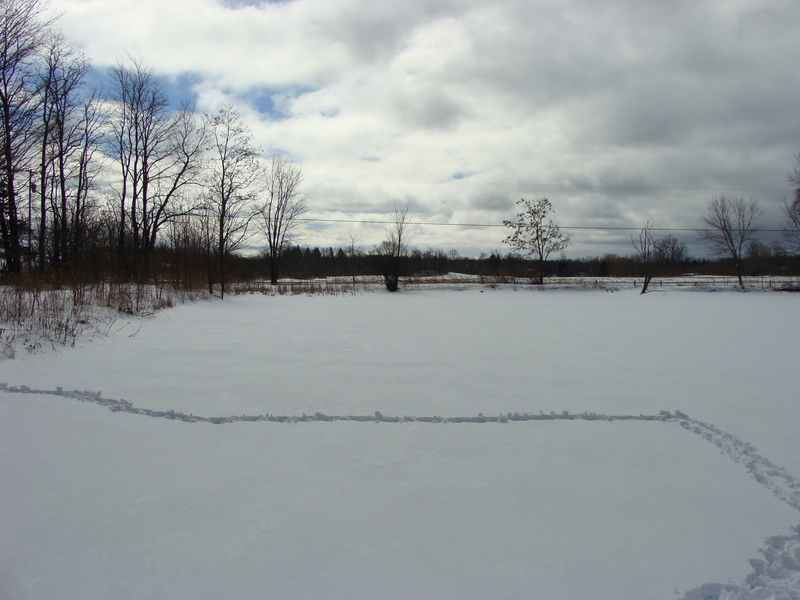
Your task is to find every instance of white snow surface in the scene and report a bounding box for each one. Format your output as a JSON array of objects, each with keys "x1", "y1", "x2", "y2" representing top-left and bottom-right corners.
[{"x1": 1, "y1": 286, "x2": 799, "y2": 599}]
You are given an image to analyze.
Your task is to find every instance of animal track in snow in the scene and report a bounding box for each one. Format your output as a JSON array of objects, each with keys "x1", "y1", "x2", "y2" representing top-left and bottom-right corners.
[{"x1": 4, "y1": 381, "x2": 800, "y2": 599}]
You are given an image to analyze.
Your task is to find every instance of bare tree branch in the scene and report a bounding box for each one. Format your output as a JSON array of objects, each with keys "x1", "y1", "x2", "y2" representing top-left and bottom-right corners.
[
  {"x1": 783, "y1": 197, "x2": 800, "y2": 254},
  {"x1": 201, "y1": 105, "x2": 260, "y2": 298},
  {"x1": 374, "y1": 203, "x2": 412, "y2": 292},
  {"x1": 697, "y1": 194, "x2": 763, "y2": 287},
  {"x1": 0, "y1": 0, "x2": 56, "y2": 272},
  {"x1": 107, "y1": 57, "x2": 205, "y2": 282},
  {"x1": 631, "y1": 220, "x2": 655, "y2": 294},
  {"x1": 256, "y1": 154, "x2": 308, "y2": 285}
]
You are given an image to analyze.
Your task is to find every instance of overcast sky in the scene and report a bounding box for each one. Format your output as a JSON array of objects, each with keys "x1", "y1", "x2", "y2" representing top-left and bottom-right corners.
[{"x1": 50, "y1": 0, "x2": 800, "y2": 257}]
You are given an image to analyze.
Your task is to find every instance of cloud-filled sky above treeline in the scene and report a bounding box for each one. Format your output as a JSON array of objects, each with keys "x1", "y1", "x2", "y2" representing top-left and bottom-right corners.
[{"x1": 49, "y1": 0, "x2": 800, "y2": 257}]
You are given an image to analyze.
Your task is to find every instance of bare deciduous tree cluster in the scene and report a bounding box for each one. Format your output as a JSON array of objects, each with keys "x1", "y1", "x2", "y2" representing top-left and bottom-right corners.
[
  {"x1": 0, "y1": 0, "x2": 308, "y2": 296},
  {"x1": 631, "y1": 222, "x2": 690, "y2": 293}
]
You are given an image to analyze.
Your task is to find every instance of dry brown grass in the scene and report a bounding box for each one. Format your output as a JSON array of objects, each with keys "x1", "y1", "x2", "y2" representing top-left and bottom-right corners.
[{"x1": 0, "y1": 279, "x2": 208, "y2": 356}]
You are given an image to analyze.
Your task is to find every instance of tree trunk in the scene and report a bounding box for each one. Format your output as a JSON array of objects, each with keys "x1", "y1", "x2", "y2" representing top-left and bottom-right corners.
[
  {"x1": 269, "y1": 252, "x2": 279, "y2": 285},
  {"x1": 1, "y1": 138, "x2": 23, "y2": 273},
  {"x1": 640, "y1": 275, "x2": 652, "y2": 294},
  {"x1": 219, "y1": 250, "x2": 225, "y2": 299},
  {"x1": 38, "y1": 172, "x2": 46, "y2": 272}
]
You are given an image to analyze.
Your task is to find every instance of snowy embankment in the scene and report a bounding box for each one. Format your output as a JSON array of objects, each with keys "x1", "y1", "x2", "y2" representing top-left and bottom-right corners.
[{"x1": 1, "y1": 286, "x2": 799, "y2": 599}]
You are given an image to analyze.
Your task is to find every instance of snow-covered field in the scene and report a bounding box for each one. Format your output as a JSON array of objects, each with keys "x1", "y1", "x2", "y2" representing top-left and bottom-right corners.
[{"x1": 1, "y1": 285, "x2": 799, "y2": 599}]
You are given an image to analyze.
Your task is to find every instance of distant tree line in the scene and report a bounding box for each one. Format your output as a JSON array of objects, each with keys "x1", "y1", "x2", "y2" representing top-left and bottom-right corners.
[{"x1": 175, "y1": 241, "x2": 800, "y2": 285}]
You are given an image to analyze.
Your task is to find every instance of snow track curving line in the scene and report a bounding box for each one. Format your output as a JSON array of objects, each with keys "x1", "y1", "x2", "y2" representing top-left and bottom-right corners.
[
  {"x1": 3, "y1": 381, "x2": 800, "y2": 599},
  {"x1": 3, "y1": 382, "x2": 799, "y2": 510}
]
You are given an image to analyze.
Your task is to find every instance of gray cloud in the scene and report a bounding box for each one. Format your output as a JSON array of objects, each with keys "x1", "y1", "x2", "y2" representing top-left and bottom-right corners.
[
  {"x1": 51, "y1": 0, "x2": 800, "y2": 256},
  {"x1": 393, "y1": 88, "x2": 463, "y2": 131},
  {"x1": 469, "y1": 192, "x2": 514, "y2": 213}
]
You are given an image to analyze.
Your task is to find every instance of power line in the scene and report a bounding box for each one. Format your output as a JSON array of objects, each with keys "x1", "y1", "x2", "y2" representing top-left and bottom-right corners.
[
  {"x1": 302, "y1": 217, "x2": 503, "y2": 228},
  {"x1": 300, "y1": 218, "x2": 790, "y2": 234}
]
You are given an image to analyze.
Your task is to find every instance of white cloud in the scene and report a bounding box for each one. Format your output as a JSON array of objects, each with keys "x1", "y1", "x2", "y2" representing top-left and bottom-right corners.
[{"x1": 50, "y1": 0, "x2": 800, "y2": 256}]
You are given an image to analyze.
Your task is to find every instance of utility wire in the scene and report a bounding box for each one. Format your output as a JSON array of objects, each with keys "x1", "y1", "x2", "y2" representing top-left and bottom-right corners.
[{"x1": 299, "y1": 217, "x2": 791, "y2": 234}]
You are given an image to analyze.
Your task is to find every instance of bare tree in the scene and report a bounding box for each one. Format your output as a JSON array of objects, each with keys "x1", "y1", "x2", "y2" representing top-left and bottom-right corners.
[
  {"x1": 698, "y1": 195, "x2": 764, "y2": 287},
  {"x1": 631, "y1": 220, "x2": 656, "y2": 294},
  {"x1": 0, "y1": 0, "x2": 54, "y2": 273},
  {"x1": 67, "y1": 94, "x2": 105, "y2": 271},
  {"x1": 35, "y1": 34, "x2": 101, "y2": 272},
  {"x1": 783, "y1": 197, "x2": 800, "y2": 254},
  {"x1": 107, "y1": 57, "x2": 205, "y2": 282},
  {"x1": 344, "y1": 229, "x2": 362, "y2": 285},
  {"x1": 783, "y1": 153, "x2": 800, "y2": 254},
  {"x1": 503, "y1": 197, "x2": 571, "y2": 285},
  {"x1": 653, "y1": 234, "x2": 688, "y2": 268},
  {"x1": 374, "y1": 203, "x2": 412, "y2": 292},
  {"x1": 202, "y1": 105, "x2": 260, "y2": 298},
  {"x1": 256, "y1": 154, "x2": 308, "y2": 285}
]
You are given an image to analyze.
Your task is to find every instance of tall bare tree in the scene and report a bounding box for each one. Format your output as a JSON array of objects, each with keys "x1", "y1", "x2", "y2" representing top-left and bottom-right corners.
[
  {"x1": 107, "y1": 57, "x2": 205, "y2": 282},
  {"x1": 503, "y1": 197, "x2": 571, "y2": 285},
  {"x1": 202, "y1": 105, "x2": 260, "y2": 298},
  {"x1": 783, "y1": 198, "x2": 800, "y2": 254},
  {"x1": 256, "y1": 154, "x2": 308, "y2": 285},
  {"x1": 631, "y1": 220, "x2": 656, "y2": 294},
  {"x1": 0, "y1": 0, "x2": 53, "y2": 273},
  {"x1": 344, "y1": 229, "x2": 363, "y2": 285},
  {"x1": 374, "y1": 203, "x2": 412, "y2": 292},
  {"x1": 698, "y1": 194, "x2": 763, "y2": 287},
  {"x1": 785, "y1": 154, "x2": 800, "y2": 253},
  {"x1": 67, "y1": 93, "x2": 104, "y2": 270},
  {"x1": 36, "y1": 34, "x2": 100, "y2": 271}
]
